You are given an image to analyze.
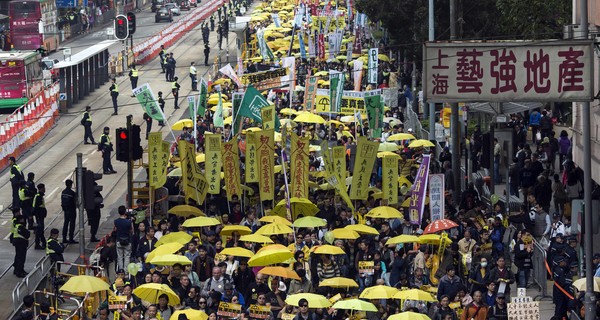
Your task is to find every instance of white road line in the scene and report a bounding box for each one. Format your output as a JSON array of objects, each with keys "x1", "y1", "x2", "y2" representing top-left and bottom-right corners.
[
  {"x1": 83, "y1": 157, "x2": 89, "y2": 164},
  {"x1": 47, "y1": 186, "x2": 60, "y2": 199},
  {"x1": 3, "y1": 232, "x2": 10, "y2": 240},
  {"x1": 1, "y1": 221, "x2": 7, "y2": 225}
]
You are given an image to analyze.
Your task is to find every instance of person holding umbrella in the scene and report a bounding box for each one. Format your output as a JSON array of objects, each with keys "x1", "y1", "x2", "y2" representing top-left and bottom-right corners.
[{"x1": 293, "y1": 298, "x2": 318, "y2": 320}]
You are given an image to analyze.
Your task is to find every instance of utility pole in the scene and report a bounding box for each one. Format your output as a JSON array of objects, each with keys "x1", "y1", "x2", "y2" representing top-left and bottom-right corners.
[
  {"x1": 450, "y1": 0, "x2": 461, "y2": 205},
  {"x1": 127, "y1": 115, "x2": 133, "y2": 208},
  {"x1": 76, "y1": 153, "x2": 86, "y2": 262},
  {"x1": 428, "y1": 0, "x2": 436, "y2": 144}
]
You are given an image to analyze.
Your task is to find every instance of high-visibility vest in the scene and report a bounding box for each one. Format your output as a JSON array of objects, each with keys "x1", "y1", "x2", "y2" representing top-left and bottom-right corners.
[
  {"x1": 83, "y1": 111, "x2": 92, "y2": 123},
  {"x1": 101, "y1": 134, "x2": 111, "y2": 146},
  {"x1": 190, "y1": 66, "x2": 197, "y2": 75},
  {"x1": 133, "y1": 208, "x2": 146, "y2": 224},
  {"x1": 10, "y1": 164, "x2": 22, "y2": 179},
  {"x1": 131, "y1": 68, "x2": 138, "y2": 77},
  {"x1": 19, "y1": 187, "x2": 31, "y2": 201},
  {"x1": 11, "y1": 221, "x2": 25, "y2": 240},
  {"x1": 111, "y1": 83, "x2": 119, "y2": 93},
  {"x1": 34, "y1": 193, "x2": 45, "y2": 208},
  {"x1": 172, "y1": 81, "x2": 179, "y2": 90},
  {"x1": 46, "y1": 238, "x2": 57, "y2": 255}
]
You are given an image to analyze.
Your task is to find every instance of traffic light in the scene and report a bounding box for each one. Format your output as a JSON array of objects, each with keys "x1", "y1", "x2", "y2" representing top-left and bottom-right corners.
[
  {"x1": 126, "y1": 12, "x2": 136, "y2": 35},
  {"x1": 131, "y1": 124, "x2": 143, "y2": 160},
  {"x1": 115, "y1": 15, "x2": 129, "y2": 40},
  {"x1": 83, "y1": 170, "x2": 103, "y2": 211},
  {"x1": 116, "y1": 127, "x2": 130, "y2": 162}
]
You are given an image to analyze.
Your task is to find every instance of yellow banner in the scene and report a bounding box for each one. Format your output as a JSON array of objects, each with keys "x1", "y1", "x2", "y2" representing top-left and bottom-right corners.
[
  {"x1": 248, "y1": 304, "x2": 271, "y2": 319},
  {"x1": 382, "y1": 155, "x2": 399, "y2": 204},
  {"x1": 178, "y1": 140, "x2": 208, "y2": 205},
  {"x1": 332, "y1": 146, "x2": 346, "y2": 183},
  {"x1": 310, "y1": 16, "x2": 346, "y2": 32},
  {"x1": 222, "y1": 136, "x2": 242, "y2": 201},
  {"x1": 350, "y1": 136, "x2": 380, "y2": 200},
  {"x1": 321, "y1": 142, "x2": 354, "y2": 212},
  {"x1": 261, "y1": 104, "x2": 276, "y2": 130},
  {"x1": 290, "y1": 132, "x2": 310, "y2": 199},
  {"x1": 218, "y1": 302, "x2": 242, "y2": 318},
  {"x1": 148, "y1": 132, "x2": 168, "y2": 188},
  {"x1": 245, "y1": 131, "x2": 259, "y2": 183},
  {"x1": 205, "y1": 134, "x2": 222, "y2": 194},
  {"x1": 257, "y1": 129, "x2": 275, "y2": 201}
]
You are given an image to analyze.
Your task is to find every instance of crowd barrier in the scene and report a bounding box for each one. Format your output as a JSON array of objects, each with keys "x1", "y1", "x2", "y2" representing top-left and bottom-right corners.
[
  {"x1": 532, "y1": 238, "x2": 552, "y2": 300},
  {"x1": 0, "y1": 83, "x2": 60, "y2": 170},
  {"x1": 11, "y1": 256, "x2": 53, "y2": 313}
]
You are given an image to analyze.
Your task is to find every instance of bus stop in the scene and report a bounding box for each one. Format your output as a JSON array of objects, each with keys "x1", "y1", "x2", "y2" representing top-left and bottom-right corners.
[{"x1": 54, "y1": 40, "x2": 116, "y2": 109}]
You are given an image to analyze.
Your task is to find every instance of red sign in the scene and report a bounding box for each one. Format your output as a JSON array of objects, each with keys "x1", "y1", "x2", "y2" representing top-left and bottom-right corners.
[{"x1": 318, "y1": 34, "x2": 325, "y2": 60}]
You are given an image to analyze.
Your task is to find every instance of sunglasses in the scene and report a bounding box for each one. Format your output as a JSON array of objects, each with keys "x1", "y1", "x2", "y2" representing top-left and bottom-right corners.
[
  {"x1": 200, "y1": 301, "x2": 207, "y2": 304},
  {"x1": 300, "y1": 305, "x2": 308, "y2": 307}
]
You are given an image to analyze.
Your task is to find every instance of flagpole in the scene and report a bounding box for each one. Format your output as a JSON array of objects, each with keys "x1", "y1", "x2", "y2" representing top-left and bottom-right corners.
[{"x1": 194, "y1": 100, "x2": 198, "y2": 151}]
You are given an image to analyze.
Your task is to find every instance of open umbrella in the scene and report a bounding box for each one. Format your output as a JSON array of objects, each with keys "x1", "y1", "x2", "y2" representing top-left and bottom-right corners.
[
  {"x1": 344, "y1": 225, "x2": 379, "y2": 235},
  {"x1": 294, "y1": 111, "x2": 326, "y2": 124},
  {"x1": 172, "y1": 119, "x2": 194, "y2": 130},
  {"x1": 256, "y1": 223, "x2": 294, "y2": 235},
  {"x1": 279, "y1": 108, "x2": 298, "y2": 115},
  {"x1": 572, "y1": 277, "x2": 600, "y2": 292},
  {"x1": 359, "y1": 285, "x2": 400, "y2": 299},
  {"x1": 378, "y1": 142, "x2": 399, "y2": 152},
  {"x1": 388, "y1": 312, "x2": 432, "y2": 320},
  {"x1": 182, "y1": 216, "x2": 221, "y2": 228},
  {"x1": 170, "y1": 310, "x2": 209, "y2": 320},
  {"x1": 259, "y1": 266, "x2": 301, "y2": 280},
  {"x1": 365, "y1": 206, "x2": 403, "y2": 219},
  {"x1": 60, "y1": 275, "x2": 110, "y2": 294},
  {"x1": 167, "y1": 168, "x2": 182, "y2": 177},
  {"x1": 377, "y1": 151, "x2": 399, "y2": 158},
  {"x1": 155, "y1": 231, "x2": 193, "y2": 247},
  {"x1": 220, "y1": 225, "x2": 253, "y2": 236},
  {"x1": 240, "y1": 234, "x2": 274, "y2": 244},
  {"x1": 331, "y1": 228, "x2": 360, "y2": 240},
  {"x1": 150, "y1": 253, "x2": 192, "y2": 266},
  {"x1": 332, "y1": 299, "x2": 378, "y2": 312},
  {"x1": 260, "y1": 215, "x2": 293, "y2": 226},
  {"x1": 311, "y1": 244, "x2": 346, "y2": 255},
  {"x1": 273, "y1": 198, "x2": 319, "y2": 219},
  {"x1": 133, "y1": 283, "x2": 180, "y2": 306},
  {"x1": 286, "y1": 293, "x2": 332, "y2": 308},
  {"x1": 314, "y1": 71, "x2": 328, "y2": 77},
  {"x1": 408, "y1": 139, "x2": 435, "y2": 148},
  {"x1": 393, "y1": 289, "x2": 436, "y2": 302},
  {"x1": 168, "y1": 205, "x2": 205, "y2": 217},
  {"x1": 248, "y1": 248, "x2": 294, "y2": 267},
  {"x1": 385, "y1": 235, "x2": 421, "y2": 246},
  {"x1": 319, "y1": 277, "x2": 359, "y2": 288},
  {"x1": 423, "y1": 219, "x2": 459, "y2": 234},
  {"x1": 146, "y1": 242, "x2": 184, "y2": 263},
  {"x1": 293, "y1": 216, "x2": 326, "y2": 228},
  {"x1": 220, "y1": 247, "x2": 255, "y2": 258},
  {"x1": 418, "y1": 234, "x2": 453, "y2": 245},
  {"x1": 256, "y1": 244, "x2": 289, "y2": 254}
]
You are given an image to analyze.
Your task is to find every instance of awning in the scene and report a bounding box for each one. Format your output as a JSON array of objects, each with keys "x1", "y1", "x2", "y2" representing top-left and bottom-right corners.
[{"x1": 466, "y1": 102, "x2": 542, "y2": 115}]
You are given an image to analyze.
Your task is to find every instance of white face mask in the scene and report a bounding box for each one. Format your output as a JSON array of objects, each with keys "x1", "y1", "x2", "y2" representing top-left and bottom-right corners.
[{"x1": 480, "y1": 262, "x2": 488, "y2": 268}]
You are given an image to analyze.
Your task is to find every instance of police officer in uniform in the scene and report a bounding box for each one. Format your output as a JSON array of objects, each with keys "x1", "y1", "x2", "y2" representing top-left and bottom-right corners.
[
  {"x1": 18, "y1": 180, "x2": 36, "y2": 230},
  {"x1": 190, "y1": 62, "x2": 198, "y2": 91},
  {"x1": 46, "y1": 228, "x2": 65, "y2": 269},
  {"x1": 129, "y1": 64, "x2": 139, "y2": 96},
  {"x1": 172, "y1": 77, "x2": 181, "y2": 109},
  {"x1": 100, "y1": 126, "x2": 116, "y2": 174},
  {"x1": 166, "y1": 53, "x2": 176, "y2": 82},
  {"x1": 61, "y1": 179, "x2": 77, "y2": 243},
  {"x1": 143, "y1": 112, "x2": 152, "y2": 139},
  {"x1": 158, "y1": 91, "x2": 166, "y2": 126},
  {"x1": 9, "y1": 156, "x2": 24, "y2": 209},
  {"x1": 210, "y1": 15, "x2": 215, "y2": 31},
  {"x1": 204, "y1": 44, "x2": 210, "y2": 66},
  {"x1": 33, "y1": 183, "x2": 47, "y2": 249},
  {"x1": 159, "y1": 45, "x2": 167, "y2": 73},
  {"x1": 81, "y1": 106, "x2": 96, "y2": 144},
  {"x1": 552, "y1": 255, "x2": 569, "y2": 319},
  {"x1": 110, "y1": 78, "x2": 119, "y2": 115},
  {"x1": 10, "y1": 214, "x2": 29, "y2": 277}
]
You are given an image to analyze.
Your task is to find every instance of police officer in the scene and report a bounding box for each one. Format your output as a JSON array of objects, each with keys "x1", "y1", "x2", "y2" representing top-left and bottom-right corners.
[
  {"x1": 172, "y1": 76, "x2": 181, "y2": 109},
  {"x1": 10, "y1": 214, "x2": 30, "y2": 277},
  {"x1": 81, "y1": 106, "x2": 96, "y2": 144},
  {"x1": 129, "y1": 64, "x2": 139, "y2": 96},
  {"x1": 564, "y1": 237, "x2": 578, "y2": 266},
  {"x1": 552, "y1": 255, "x2": 569, "y2": 319},
  {"x1": 159, "y1": 45, "x2": 167, "y2": 73},
  {"x1": 100, "y1": 126, "x2": 116, "y2": 174},
  {"x1": 204, "y1": 44, "x2": 210, "y2": 66},
  {"x1": 143, "y1": 112, "x2": 152, "y2": 140},
  {"x1": 158, "y1": 91, "x2": 165, "y2": 126},
  {"x1": 166, "y1": 53, "x2": 176, "y2": 82},
  {"x1": 202, "y1": 24, "x2": 210, "y2": 45},
  {"x1": 210, "y1": 15, "x2": 215, "y2": 31},
  {"x1": 548, "y1": 233, "x2": 565, "y2": 268},
  {"x1": 46, "y1": 228, "x2": 65, "y2": 268},
  {"x1": 33, "y1": 183, "x2": 47, "y2": 249},
  {"x1": 110, "y1": 78, "x2": 119, "y2": 115},
  {"x1": 190, "y1": 62, "x2": 198, "y2": 91},
  {"x1": 9, "y1": 156, "x2": 24, "y2": 209},
  {"x1": 61, "y1": 179, "x2": 77, "y2": 244},
  {"x1": 23, "y1": 173, "x2": 37, "y2": 229}
]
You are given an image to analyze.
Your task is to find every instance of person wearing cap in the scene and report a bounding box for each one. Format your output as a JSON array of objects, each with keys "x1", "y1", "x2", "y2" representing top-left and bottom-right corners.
[
  {"x1": 564, "y1": 237, "x2": 578, "y2": 266},
  {"x1": 46, "y1": 228, "x2": 65, "y2": 269},
  {"x1": 233, "y1": 259, "x2": 254, "y2": 300},
  {"x1": 548, "y1": 233, "x2": 566, "y2": 268},
  {"x1": 113, "y1": 277, "x2": 126, "y2": 295},
  {"x1": 552, "y1": 255, "x2": 569, "y2": 319},
  {"x1": 172, "y1": 76, "x2": 181, "y2": 109},
  {"x1": 81, "y1": 106, "x2": 96, "y2": 145},
  {"x1": 11, "y1": 214, "x2": 30, "y2": 278},
  {"x1": 60, "y1": 179, "x2": 78, "y2": 244},
  {"x1": 549, "y1": 212, "x2": 565, "y2": 240},
  {"x1": 99, "y1": 126, "x2": 116, "y2": 174},
  {"x1": 593, "y1": 253, "x2": 600, "y2": 277},
  {"x1": 109, "y1": 78, "x2": 119, "y2": 115},
  {"x1": 488, "y1": 292, "x2": 508, "y2": 320},
  {"x1": 18, "y1": 179, "x2": 36, "y2": 230},
  {"x1": 9, "y1": 156, "x2": 24, "y2": 209}
]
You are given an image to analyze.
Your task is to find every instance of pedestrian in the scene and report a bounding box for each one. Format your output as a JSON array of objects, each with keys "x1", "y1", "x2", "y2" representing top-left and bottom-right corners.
[
  {"x1": 32, "y1": 183, "x2": 47, "y2": 250},
  {"x1": 159, "y1": 45, "x2": 167, "y2": 73},
  {"x1": 46, "y1": 228, "x2": 65, "y2": 269},
  {"x1": 81, "y1": 106, "x2": 96, "y2": 144},
  {"x1": 114, "y1": 205, "x2": 133, "y2": 272},
  {"x1": 172, "y1": 76, "x2": 181, "y2": 109},
  {"x1": 143, "y1": 112, "x2": 152, "y2": 139},
  {"x1": 129, "y1": 64, "x2": 139, "y2": 96},
  {"x1": 9, "y1": 156, "x2": 24, "y2": 209},
  {"x1": 88, "y1": 194, "x2": 102, "y2": 243},
  {"x1": 190, "y1": 62, "x2": 198, "y2": 91},
  {"x1": 204, "y1": 44, "x2": 210, "y2": 66},
  {"x1": 166, "y1": 53, "x2": 176, "y2": 82},
  {"x1": 99, "y1": 126, "x2": 116, "y2": 174},
  {"x1": 60, "y1": 179, "x2": 77, "y2": 244},
  {"x1": 10, "y1": 214, "x2": 29, "y2": 278},
  {"x1": 110, "y1": 78, "x2": 119, "y2": 115},
  {"x1": 158, "y1": 91, "x2": 165, "y2": 126}
]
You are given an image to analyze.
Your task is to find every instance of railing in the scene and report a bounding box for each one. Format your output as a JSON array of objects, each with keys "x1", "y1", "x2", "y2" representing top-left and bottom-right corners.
[
  {"x1": 11, "y1": 256, "x2": 53, "y2": 313},
  {"x1": 532, "y1": 238, "x2": 552, "y2": 301}
]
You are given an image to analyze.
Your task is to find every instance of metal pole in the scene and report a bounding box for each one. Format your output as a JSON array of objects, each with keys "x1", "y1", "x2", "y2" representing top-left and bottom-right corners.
[
  {"x1": 450, "y1": 0, "x2": 461, "y2": 204},
  {"x1": 449, "y1": 0, "x2": 456, "y2": 41},
  {"x1": 428, "y1": 0, "x2": 436, "y2": 143},
  {"x1": 127, "y1": 115, "x2": 133, "y2": 208},
  {"x1": 579, "y1": 0, "x2": 596, "y2": 317},
  {"x1": 76, "y1": 153, "x2": 86, "y2": 261}
]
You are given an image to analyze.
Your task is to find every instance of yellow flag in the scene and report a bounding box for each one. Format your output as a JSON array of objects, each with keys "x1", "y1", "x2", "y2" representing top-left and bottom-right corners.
[
  {"x1": 222, "y1": 136, "x2": 242, "y2": 201},
  {"x1": 382, "y1": 154, "x2": 399, "y2": 204},
  {"x1": 332, "y1": 146, "x2": 347, "y2": 183},
  {"x1": 205, "y1": 133, "x2": 222, "y2": 194},
  {"x1": 257, "y1": 129, "x2": 275, "y2": 201},
  {"x1": 321, "y1": 142, "x2": 354, "y2": 211},
  {"x1": 290, "y1": 132, "x2": 310, "y2": 199},
  {"x1": 245, "y1": 131, "x2": 259, "y2": 183},
  {"x1": 148, "y1": 132, "x2": 167, "y2": 188},
  {"x1": 350, "y1": 136, "x2": 380, "y2": 200},
  {"x1": 260, "y1": 104, "x2": 275, "y2": 130},
  {"x1": 178, "y1": 140, "x2": 208, "y2": 205}
]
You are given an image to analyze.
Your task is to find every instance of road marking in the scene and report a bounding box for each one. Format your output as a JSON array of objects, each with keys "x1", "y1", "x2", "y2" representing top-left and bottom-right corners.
[
  {"x1": 3, "y1": 232, "x2": 10, "y2": 240},
  {"x1": 1, "y1": 221, "x2": 7, "y2": 225},
  {"x1": 47, "y1": 186, "x2": 60, "y2": 199}
]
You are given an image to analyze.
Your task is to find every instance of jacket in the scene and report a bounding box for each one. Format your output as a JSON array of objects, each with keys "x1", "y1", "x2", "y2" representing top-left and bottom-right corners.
[
  {"x1": 437, "y1": 274, "x2": 463, "y2": 301},
  {"x1": 461, "y1": 302, "x2": 488, "y2": 320}
]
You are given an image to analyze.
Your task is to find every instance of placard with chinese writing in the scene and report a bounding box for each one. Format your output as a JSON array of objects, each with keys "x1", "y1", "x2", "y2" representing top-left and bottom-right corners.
[
  {"x1": 205, "y1": 134, "x2": 222, "y2": 194},
  {"x1": 257, "y1": 129, "x2": 275, "y2": 201},
  {"x1": 222, "y1": 137, "x2": 242, "y2": 201},
  {"x1": 507, "y1": 296, "x2": 540, "y2": 320},
  {"x1": 409, "y1": 155, "x2": 431, "y2": 224},
  {"x1": 178, "y1": 140, "x2": 208, "y2": 205},
  {"x1": 148, "y1": 132, "x2": 167, "y2": 188},
  {"x1": 429, "y1": 174, "x2": 445, "y2": 221},
  {"x1": 218, "y1": 302, "x2": 242, "y2": 318},
  {"x1": 332, "y1": 146, "x2": 347, "y2": 183},
  {"x1": 350, "y1": 136, "x2": 379, "y2": 200},
  {"x1": 291, "y1": 133, "x2": 310, "y2": 199},
  {"x1": 382, "y1": 154, "x2": 399, "y2": 204},
  {"x1": 248, "y1": 304, "x2": 271, "y2": 319},
  {"x1": 358, "y1": 260, "x2": 374, "y2": 275},
  {"x1": 245, "y1": 131, "x2": 259, "y2": 183}
]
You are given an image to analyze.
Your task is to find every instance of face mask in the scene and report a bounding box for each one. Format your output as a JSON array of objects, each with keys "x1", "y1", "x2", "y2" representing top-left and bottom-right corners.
[{"x1": 480, "y1": 262, "x2": 488, "y2": 268}]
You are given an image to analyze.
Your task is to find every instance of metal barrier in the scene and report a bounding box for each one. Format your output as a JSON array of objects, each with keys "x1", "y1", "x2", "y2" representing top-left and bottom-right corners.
[
  {"x1": 532, "y1": 238, "x2": 552, "y2": 301},
  {"x1": 11, "y1": 256, "x2": 53, "y2": 312},
  {"x1": 32, "y1": 290, "x2": 84, "y2": 320}
]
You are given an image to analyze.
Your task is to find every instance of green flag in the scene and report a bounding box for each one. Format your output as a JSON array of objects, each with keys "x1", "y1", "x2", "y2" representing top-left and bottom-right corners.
[
  {"x1": 329, "y1": 70, "x2": 344, "y2": 113},
  {"x1": 213, "y1": 89, "x2": 224, "y2": 128},
  {"x1": 234, "y1": 85, "x2": 281, "y2": 134},
  {"x1": 187, "y1": 95, "x2": 196, "y2": 120},
  {"x1": 197, "y1": 78, "x2": 208, "y2": 117},
  {"x1": 133, "y1": 83, "x2": 165, "y2": 121},
  {"x1": 365, "y1": 92, "x2": 383, "y2": 138}
]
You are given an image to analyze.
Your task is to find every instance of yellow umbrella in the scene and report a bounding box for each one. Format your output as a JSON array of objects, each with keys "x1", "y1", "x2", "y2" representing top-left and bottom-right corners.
[
  {"x1": 171, "y1": 310, "x2": 209, "y2": 320},
  {"x1": 309, "y1": 145, "x2": 321, "y2": 152},
  {"x1": 222, "y1": 102, "x2": 233, "y2": 108},
  {"x1": 365, "y1": 206, "x2": 403, "y2": 219},
  {"x1": 344, "y1": 224, "x2": 379, "y2": 235},
  {"x1": 408, "y1": 139, "x2": 436, "y2": 148},
  {"x1": 260, "y1": 215, "x2": 292, "y2": 226},
  {"x1": 388, "y1": 312, "x2": 431, "y2": 320},
  {"x1": 133, "y1": 283, "x2": 180, "y2": 306},
  {"x1": 248, "y1": 248, "x2": 294, "y2": 266},
  {"x1": 379, "y1": 142, "x2": 399, "y2": 152},
  {"x1": 150, "y1": 253, "x2": 192, "y2": 266},
  {"x1": 572, "y1": 277, "x2": 600, "y2": 292},
  {"x1": 220, "y1": 225, "x2": 253, "y2": 236},
  {"x1": 326, "y1": 120, "x2": 343, "y2": 126},
  {"x1": 60, "y1": 275, "x2": 110, "y2": 294},
  {"x1": 418, "y1": 234, "x2": 452, "y2": 245},
  {"x1": 224, "y1": 116, "x2": 233, "y2": 125},
  {"x1": 294, "y1": 111, "x2": 326, "y2": 124},
  {"x1": 393, "y1": 289, "x2": 436, "y2": 302},
  {"x1": 172, "y1": 119, "x2": 193, "y2": 130},
  {"x1": 182, "y1": 216, "x2": 221, "y2": 228},
  {"x1": 319, "y1": 277, "x2": 359, "y2": 288},
  {"x1": 240, "y1": 234, "x2": 274, "y2": 244},
  {"x1": 286, "y1": 293, "x2": 332, "y2": 308},
  {"x1": 280, "y1": 108, "x2": 298, "y2": 115},
  {"x1": 331, "y1": 228, "x2": 360, "y2": 240},
  {"x1": 259, "y1": 266, "x2": 301, "y2": 280},
  {"x1": 212, "y1": 78, "x2": 231, "y2": 86},
  {"x1": 342, "y1": 131, "x2": 354, "y2": 139},
  {"x1": 359, "y1": 285, "x2": 400, "y2": 299},
  {"x1": 257, "y1": 223, "x2": 294, "y2": 235},
  {"x1": 256, "y1": 244, "x2": 289, "y2": 254},
  {"x1": 332, "y1": 299, "x2": 377, "y2": 312},
  {"x1": 377, "y1": 151, "x2": 399, "y2": 158},
  {"x1": 220, "y1": 247, "x2": 255, "y2": 258},
  {"x1": 378, "y1": 54, "x2": 390, "y2": 62},
  {"x1": 167, "y1": 167, "x2": 182, "y2": 177},
  {"x1": 387, "y1": 133, "x2": 416, "y2": 141},
  {"x1": 168, "y1": 205, "x2": 205, "y2": 217},
  {"x1": 145, "y1": 242, "x2": 184, "y2": 263},
  {"x1": 155, "y1": 231, "x2": 193, "y2": 247},
  {"x1": 311, "y1": 244, "x2": 346, "y2": 255},
  {"x1": 273, "y1": 197, "x2": 320, "y2": 219},
  {"x1": 401, "y1": 196, "x2": 430, "y2": 207},
  {"x1": 207, "y1": 97, "x2": 220, "y2": 105},
  {"x1": 293, "y1": 216, "x2": 326, "y2": 228},
  {"x1": 314, "y1": 71, "x2": 328, "y2": 77},
  {"x1": 211, "y1": 105, "x2": 232, "y2": 112},
  {"x1": 386, "y1": 235, "x2": 421, "y2": 246},
  {"x1": 246, "y1": 127, "x2": 263, "y2": 132}
]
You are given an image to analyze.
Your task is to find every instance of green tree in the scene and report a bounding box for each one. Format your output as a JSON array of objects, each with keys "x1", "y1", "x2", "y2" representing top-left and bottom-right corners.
[{"x1": 496, "y1": 0, "x2": 571, "y2": 39}]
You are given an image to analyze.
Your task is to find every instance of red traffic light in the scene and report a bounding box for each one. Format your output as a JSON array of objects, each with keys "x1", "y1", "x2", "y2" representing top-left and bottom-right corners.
[
  {"x1": 118, "y1": 19, "x2": 124, "y2": 25},
  {"x1": 128, "y1": 16, "x2": 133, "y2": 21},
  {"x1": 120, "y1": 131, "x2": 128, "y2": 140}
]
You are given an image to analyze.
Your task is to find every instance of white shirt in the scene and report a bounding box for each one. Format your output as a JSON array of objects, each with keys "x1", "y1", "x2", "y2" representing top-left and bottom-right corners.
[{"x1": 550, "y1": 221, "x2": 566, "y2": 238}]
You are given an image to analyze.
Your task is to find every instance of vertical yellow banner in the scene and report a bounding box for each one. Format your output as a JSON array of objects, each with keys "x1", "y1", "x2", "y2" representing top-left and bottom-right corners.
[
  {"x1": 332, "y1": 146, "x2": 347, "y2": 183},
  {"x1": 245, "y1": 131, "x2": 259, "y2": 183},
  {"x1": 160, "y1": 141, "x2": 170, "y2": 187},
  {"x1": 320, "y1": 143, "x2": 354, "y2": 211},
  {"x1": 261, "y1": 104, "x2": 275, "y2": 130},
  {"x1": 178, "y1": 140, "x2": 208, "y2": 205},
  {"x1": 290, "y1": 132, "x2": 310, "y2": 199},
  {"x1": 382, "y1": 155, "x2": 399, "y2": 204},
  {"x1": 205, "y1": 133, "x2": 222, "y2": 194},
  {"x1": 148, "y1": 132, "x2": 167, "y2": 188},
  {"x1": 257, "y1": 129, "x2": 275, "y2": 201},
  {"x1": 222, "y1": 136, "x2": 242, "y2": 201},
  {"x1": 350, "y1": 136, "x2": 380, "y2": 200}
]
